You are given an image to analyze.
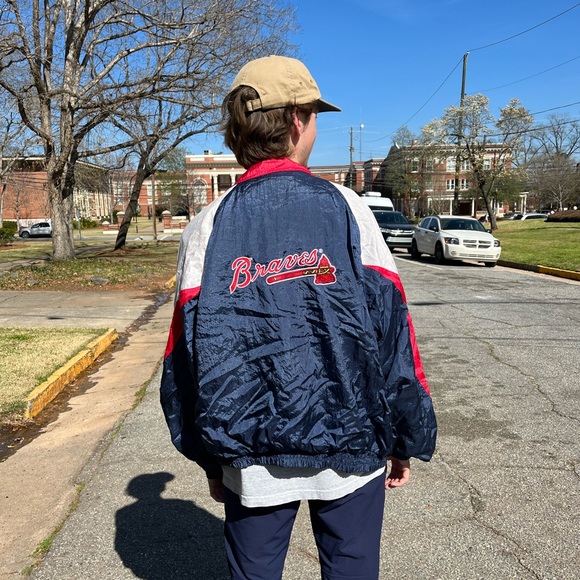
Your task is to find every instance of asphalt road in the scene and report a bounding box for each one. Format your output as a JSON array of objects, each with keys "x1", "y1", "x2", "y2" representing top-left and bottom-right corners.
[
  {"x1": 391, "y1": 254, "x2": 580, "y2": 578},
  {"x1": 16, "y1": 255, "x2": 580, "y2": 578}
]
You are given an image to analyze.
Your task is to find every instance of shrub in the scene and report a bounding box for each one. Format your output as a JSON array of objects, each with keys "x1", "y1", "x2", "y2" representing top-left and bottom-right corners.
[
  {"x1": 0, "y1": 221, "x2": 17, "y2": 245},
  {"x1": 73, "y1": 217, "x2": 98, "y2": 229},
  {"x1": 545, "y1": 210, "x2": 580, "y2": 223}
]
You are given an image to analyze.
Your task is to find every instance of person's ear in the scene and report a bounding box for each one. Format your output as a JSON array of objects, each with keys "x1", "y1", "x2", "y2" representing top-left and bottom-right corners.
[{"x1": 292, "y1": 108, "x2": 305, "y2": 135}]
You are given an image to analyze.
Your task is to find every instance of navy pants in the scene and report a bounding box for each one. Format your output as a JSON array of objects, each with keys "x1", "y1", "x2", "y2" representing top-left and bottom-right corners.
[{"x1": 223, "y1": 472, "x2": 386, "y2": 580}]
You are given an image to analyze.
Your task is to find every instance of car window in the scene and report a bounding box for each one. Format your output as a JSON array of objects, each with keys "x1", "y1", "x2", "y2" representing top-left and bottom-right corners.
[
  {"x1": 373, "y1": 211, "x2": 410, "y2": 225},
  {"x1": 440, "y1": 218, "x2": 486, "y2": 232},
  {"x1": 419, "y1": 217, "x2": 432, "y2": 229}
]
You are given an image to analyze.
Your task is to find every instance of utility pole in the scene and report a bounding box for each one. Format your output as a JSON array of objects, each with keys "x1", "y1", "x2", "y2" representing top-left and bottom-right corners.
[
  {"x1": 349, "y1": 127, "x2": 355, "y2": 189},
  {"x1": 453, "y1": 52, "x2": 469, "y2": 215}
]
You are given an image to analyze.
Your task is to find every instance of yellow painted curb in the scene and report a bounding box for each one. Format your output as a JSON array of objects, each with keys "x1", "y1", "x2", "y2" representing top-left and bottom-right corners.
[
  {"x1": 24, "y1": 328, "x2": 119, "y2": 419},
  {"x1": 537, "y1": 265, "x2": 580, "y2": 282}
]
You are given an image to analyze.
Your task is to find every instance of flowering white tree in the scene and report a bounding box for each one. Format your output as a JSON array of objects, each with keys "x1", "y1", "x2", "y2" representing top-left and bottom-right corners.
[{"x1": 422, "y1": 95, "x2": 533, "y2": 230}]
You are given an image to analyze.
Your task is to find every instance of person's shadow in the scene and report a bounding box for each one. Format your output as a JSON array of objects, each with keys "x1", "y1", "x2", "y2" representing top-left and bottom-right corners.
[{"x1": 115, "y1": 472, "x2": 229, "y2": 579}]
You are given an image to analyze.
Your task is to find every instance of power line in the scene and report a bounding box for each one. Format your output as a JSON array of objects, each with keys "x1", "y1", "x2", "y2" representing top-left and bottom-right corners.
[
  {"x1": 474, "y1": 55, "x2": 580, "y2": 93},
  {"x1": 530, "y1": 101, "x2": 580, "y2": 116},
  {"x1": 468, "y1": 2, "x2": 580, "y2": 52},
  {"x1": 359, "y1": 5, "x2": 580, "y2": 149},
  {"x1": 368, "y1": 56, "x2": 465, "y2": 144}
]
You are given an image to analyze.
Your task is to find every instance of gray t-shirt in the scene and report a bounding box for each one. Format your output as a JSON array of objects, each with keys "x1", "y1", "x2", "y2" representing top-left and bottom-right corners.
[{"x1": 222, "y1": 465, "x2": 385, "y2": 508}]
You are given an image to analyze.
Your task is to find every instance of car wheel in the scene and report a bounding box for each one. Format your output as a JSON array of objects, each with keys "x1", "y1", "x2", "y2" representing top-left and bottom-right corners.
[
  {"x1": 484, "y1": 261, "x2": 497, "y2": 268},
  {"x1": 20, "y1": 231, "x2": 30, "y2": 238},
  {"x1": 434, "y1": 242, "x2": 446, "y2": 264},
  {"x1": 410, "y1": 240, "x2": 421, "y2": 260}
]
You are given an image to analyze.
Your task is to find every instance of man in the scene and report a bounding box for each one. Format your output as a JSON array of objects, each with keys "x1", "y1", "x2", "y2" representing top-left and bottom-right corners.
[{"x1": 161, "y1": 55, "x2": 437, "y2": 580}]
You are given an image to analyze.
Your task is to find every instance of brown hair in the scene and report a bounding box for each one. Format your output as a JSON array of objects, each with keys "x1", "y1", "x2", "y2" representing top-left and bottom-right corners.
[{"x1": 221, "y1": 86, "x2": 317, "y2": 169}]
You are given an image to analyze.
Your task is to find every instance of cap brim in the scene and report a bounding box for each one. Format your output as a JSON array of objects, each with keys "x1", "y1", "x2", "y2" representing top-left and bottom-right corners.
[{"x1": 317, "y1": 98, "x2": 341, "y2": 113}]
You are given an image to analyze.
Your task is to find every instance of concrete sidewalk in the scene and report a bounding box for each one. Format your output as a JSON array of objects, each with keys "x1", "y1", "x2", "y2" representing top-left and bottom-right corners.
[
  {"x1": 0, "y1": 290, "x2": 175, "y2": 578},
  {"x1": 28, "y1": 363, "x2": 328, "y2": 580}
]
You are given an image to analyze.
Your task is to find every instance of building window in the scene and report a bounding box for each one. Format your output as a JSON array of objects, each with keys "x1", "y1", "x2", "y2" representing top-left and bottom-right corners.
[
  {"x1": 411, "y1": 158, "x2": 419, "y2": 173},
  {"x1": 446, "y1": 179, "x2": 455, "y2": 191},
  {"x1": 483, "y1": 158, "x2": 491, "y2": 171},
  {"x1": 460, "y1": 159, "x2": 470, "y2": 171},
  {"x1": 460, "y1": 178, "x2": 469, "y2": 190},
  {"x1": 446, "y1": 157, "x2": 456, "y2": 172},
  {"x1": 425, "y1": 158, "x2": 434, "y2": 171},
  {"x1": 217, "y1": 174, "x2": 232, "y2": 190}
]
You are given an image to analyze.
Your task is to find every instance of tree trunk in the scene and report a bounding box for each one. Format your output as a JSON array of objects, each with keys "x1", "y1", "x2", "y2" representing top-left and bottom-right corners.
[
  {"x1": 0, "y1": 182, "x2": 6, "y2": 228},
  {"x1": 115, "y1": 168, "x2": 150, "y2": 250},
  {"x1": 49, "y1": 185, "x2": 76, "y2": 259},
  {"x1": 114, "y1": 197, "x2": 138, "y2": 250}
]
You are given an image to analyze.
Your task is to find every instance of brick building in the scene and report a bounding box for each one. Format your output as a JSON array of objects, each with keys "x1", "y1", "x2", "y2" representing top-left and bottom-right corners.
[
  {"x1": 374, "y1": 142, "x2": 512, "y2": 216},
  {"x1": 1, "y1": 158, "x2": 110, "y2": 226},
  {"x1": 183, "y1": 151, "x2": 370, "y2": 210}
]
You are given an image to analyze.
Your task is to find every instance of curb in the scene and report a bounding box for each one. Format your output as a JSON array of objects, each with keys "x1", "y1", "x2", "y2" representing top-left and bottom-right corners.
[
  {"x1": 24, "y1": 328, "x2": 119, "y2": 419},
  {"x1": 537, "y1": 265, "x2": 580, "y2": 282},
  {"x1": 497, "y1": 260, "x2": 580, "y2": 282}
]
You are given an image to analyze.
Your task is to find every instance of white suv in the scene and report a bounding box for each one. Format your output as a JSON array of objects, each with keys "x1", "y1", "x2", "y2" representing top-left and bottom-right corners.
[{"x1": 411, "y1": 215, "x2": 501, "y2": 267}]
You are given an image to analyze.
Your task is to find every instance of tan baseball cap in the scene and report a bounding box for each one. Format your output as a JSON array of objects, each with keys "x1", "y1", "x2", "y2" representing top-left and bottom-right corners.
[{"x1": 230, "y1": 55, "x2": 341, "y2": 113}]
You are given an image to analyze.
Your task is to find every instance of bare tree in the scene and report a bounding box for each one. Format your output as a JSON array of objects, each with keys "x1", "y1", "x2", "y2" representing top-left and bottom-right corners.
[
  {"x1": 0, "y1": 103, "x2": 38, "y2": 227},
  {"x1": 528, "y1": 153, "x2": 579, "y2": 211},
  {"x1": 422, "y1": 95, "x2": 534, "y2": 230},
  {"x1": 0, "y1": 0, "x2": 296, "y2": 259},
  {"x1": 534, "y1": 114, "x2": 580, "y2": 158},
  {"x1": 524, "y1": 114, "x2": 580, "y2": 210},
  {"x1": 9, "y1": 177, "x2": 32, "y2": 227}
]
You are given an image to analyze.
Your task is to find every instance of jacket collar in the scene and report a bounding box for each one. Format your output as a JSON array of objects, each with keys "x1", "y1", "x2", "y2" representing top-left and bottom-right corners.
[{"x1": 236, "y1": 158, "x2": 311, "y2": 184}]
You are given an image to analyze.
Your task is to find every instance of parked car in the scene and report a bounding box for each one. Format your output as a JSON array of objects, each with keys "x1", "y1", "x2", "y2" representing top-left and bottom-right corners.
[
  {"x1": 520, "y1": 212, "x2": 547, "y2": 220},
  {"x1": 411, "y1": 215, "x2": 501, "y2": 267},
  {"x1": 18, "y1": 222, "x2": 52, "y2": 238},
  {"x1": 372, "y1": 210, "x2": 415, "y2": 250}
]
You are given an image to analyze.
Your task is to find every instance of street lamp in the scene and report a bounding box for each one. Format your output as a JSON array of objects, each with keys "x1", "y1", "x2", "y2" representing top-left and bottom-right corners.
[{"x1": 359, "y1": 124, "x2": 364, "y2": 162}]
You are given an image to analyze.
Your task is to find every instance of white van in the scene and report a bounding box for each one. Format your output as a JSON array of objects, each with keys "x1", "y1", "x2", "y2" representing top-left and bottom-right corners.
[{"x1": 360, "y1": 192, "x2": 394, "y2": 212}]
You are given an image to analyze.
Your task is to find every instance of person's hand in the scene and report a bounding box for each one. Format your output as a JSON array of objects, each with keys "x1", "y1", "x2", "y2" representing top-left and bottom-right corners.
[
  {"x1": 385, "y1": 457, "x2": 411, "y2": 489},
  {"x1": 208, "y1": 478, "x2": 226, "y2": 503}
]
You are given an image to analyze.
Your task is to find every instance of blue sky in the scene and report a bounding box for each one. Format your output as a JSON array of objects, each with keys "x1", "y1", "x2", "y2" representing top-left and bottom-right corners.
[{"x1": 193, "y1": 0, "x2": 580, "y2": 166}]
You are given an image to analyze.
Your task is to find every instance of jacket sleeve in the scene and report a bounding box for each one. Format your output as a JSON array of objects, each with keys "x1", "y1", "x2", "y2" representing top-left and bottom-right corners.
[
  {"x1": 334, "y1": 184, "x2": 437, "y2": 461},
  {"x1": 159, "y1": 202, "x2": 225, "y2": 480},
  {"x1": 160, "y1": 294, "x2": 223, "y2": 479},
  {"x1": 379, "y1": 286, "x2": 437, "y2": 461}
]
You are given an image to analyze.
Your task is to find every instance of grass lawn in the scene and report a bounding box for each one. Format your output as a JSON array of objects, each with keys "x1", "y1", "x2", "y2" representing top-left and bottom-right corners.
[
  {"x1": 0, "y1": 239, "x2": 179, "y2": 426},
  {"x1": 0, "y1": 240, "x2": 179, "y2": 291},
  {"x1": 494, "y1": 220, "x2": 580, "y2": 272},
  {"x1": 0, "y1": 327, "x2": 105, "y2": 420}
]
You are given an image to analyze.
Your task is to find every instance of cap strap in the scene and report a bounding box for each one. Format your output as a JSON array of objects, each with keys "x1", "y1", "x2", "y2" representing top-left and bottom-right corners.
[{"x1": 246, "y1": 98, "x2": 262, "y2": 112}]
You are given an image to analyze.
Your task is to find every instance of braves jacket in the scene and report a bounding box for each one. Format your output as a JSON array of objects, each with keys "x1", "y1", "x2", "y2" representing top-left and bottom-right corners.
[{"x1": 161, "y1": 158, "x2": 437, "y2": 479}]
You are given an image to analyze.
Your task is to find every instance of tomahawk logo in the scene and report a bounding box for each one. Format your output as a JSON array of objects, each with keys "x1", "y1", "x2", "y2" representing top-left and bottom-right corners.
[{"x1": 230, "y1": 250, "x2": 337, "y2": 293}]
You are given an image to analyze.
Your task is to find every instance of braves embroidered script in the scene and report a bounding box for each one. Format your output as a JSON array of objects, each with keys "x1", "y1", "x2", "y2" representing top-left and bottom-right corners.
[{"x1": 230, "y1": 249, "x2": 337, "y2": 293}]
